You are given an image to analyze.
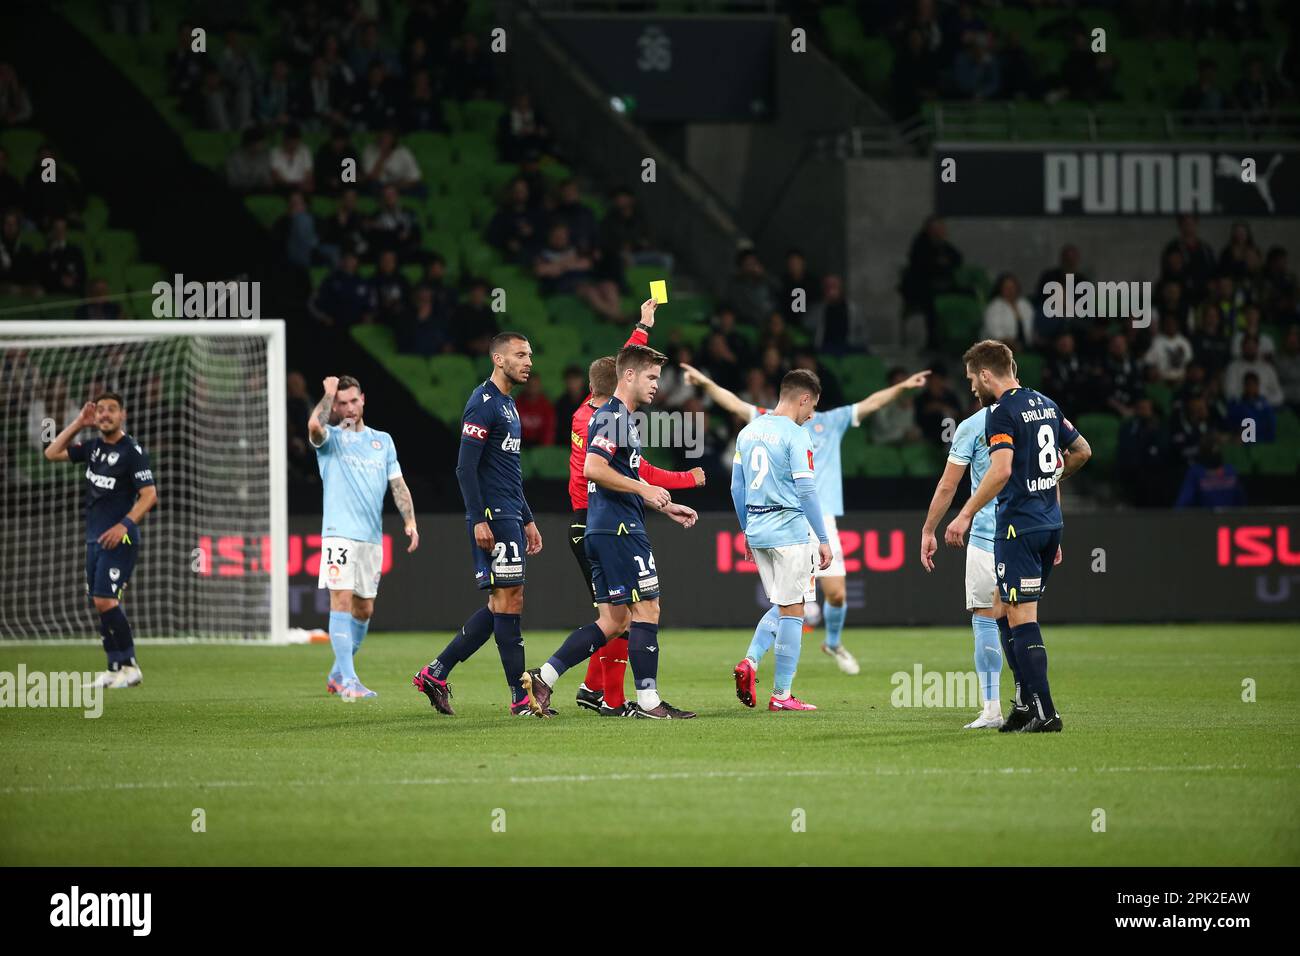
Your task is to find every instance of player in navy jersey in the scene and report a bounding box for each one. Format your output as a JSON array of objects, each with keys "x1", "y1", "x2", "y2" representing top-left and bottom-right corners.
[
  {"x1": 945, "y1": 341, "x2": 1091, "y2": 733},
  {"x1": 44, "y1": 391, "x2": 158, "y2": 689},
  {"x1": 413, "y1": 331, "x2": 544, "y2": 716},
  {"x1": 519, "y1": 344, "x2": 700, "y2": 720}
]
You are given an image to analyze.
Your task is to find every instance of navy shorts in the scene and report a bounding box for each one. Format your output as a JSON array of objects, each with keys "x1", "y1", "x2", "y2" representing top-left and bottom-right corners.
[
  {"x1": 85, "y1": 539, "x2": 138, "y2": 601},
  {"x1": 467, "y1": 518, "x2": 526, "y2": 590},
  {"x1": 995, "y1": 528, "x2": 1061, "y2": 605},
  {"x1": 586, "y1": 532, "x2": 659, "y2": 605}
]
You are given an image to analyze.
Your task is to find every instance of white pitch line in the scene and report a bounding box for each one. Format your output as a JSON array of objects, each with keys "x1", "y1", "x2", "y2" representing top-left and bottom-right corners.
[{"x1": 2, "y1": 763, "x2": 1296, "y2": 796}]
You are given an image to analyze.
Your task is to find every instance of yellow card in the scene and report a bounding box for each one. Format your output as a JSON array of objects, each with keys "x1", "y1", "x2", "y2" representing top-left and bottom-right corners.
[{"x1": 649, "y1": 280, "x2": 668, "y2": 304}]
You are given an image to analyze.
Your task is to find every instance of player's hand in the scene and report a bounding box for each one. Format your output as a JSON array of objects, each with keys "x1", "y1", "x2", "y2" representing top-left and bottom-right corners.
[
  {"x1": 680, "y1": 363, "x2": 707, "y2": 388},
  {"x1": 524, "y1": 521, "x2": 543, "y2": 555},
  {"x1": 639, "y1": 297, "x2": 657, "y2": 328},
  {"x1": 1054, "y1": 545, "x2": 1063, "y2": 566},
  {"x1": 641, "y1": 484, "x2": 671, "y2": 509},
  {"x1": 921, "y1": 530, "x2": 938, "y2": 571},
  {"x1": 817, "y1": 541, "x2": 833, "y2": 571},
  {"x1": 404, "y1": 522, "x2": 419, "y2": 553},
  {"x1": 903, "y1": 370, "x2": 931, "y2": 390},
  {"x1": 664, "y1": 503, "x2": 697, "y2": 528},
  {"x1": 98, "y1": 523, "x2": 128, "y2": 550},
  {"x1": 689, "y1": 466, "x2": 706, "y2": 486},
  {"x1": 944, "y1": 512, "x2": 970, "y2": 548},
  {"x1": 322, "y1": 376, "x2": 339, "y2": 395},
  {"x1": 78, "y1": 402, "x2": 97, "y2": 427},
  {"x1": 473, "y1": 520, "x2": 495, "y2": 551}
]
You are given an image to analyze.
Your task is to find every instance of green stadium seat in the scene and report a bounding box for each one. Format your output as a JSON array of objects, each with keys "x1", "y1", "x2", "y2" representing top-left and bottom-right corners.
[
  {"x1": 838, "y1": 354, "x2": 886, "y2": 396},
  {"x1": 954, "y1": 264, "x2": 991, "y2": 301},
  {"x1": 92, "y1": 229, "x2": 139, "y2": 270},
  {"x1": 935, "y1": 294, "x2": 983, "y2": 353},
  {"x1": 1013, "y1": 351, "x2": 1043, "y2": 387},
  {"x1": 122, "y1": 263, "x2": 166, "y2": 294},
  {"x1": 0, "y1": 128, "x2": 43, "y2": 175},
  {"x1": 451, "y1": 131, "x2": 496, "y2": 166},
  {"x1": 626, "y1": 264, "x2": 668, "y2": 299},
  {"x1": 442, "y1": 99, "x2": 464, "y2": 132},
  {"x1": 547, "y1": 294, "x2": 596, "y2": 327},
  {"x1": 901, "y1": 442, "x2": 945, "y2": 477},
  {"x1": 244, "y1": 195, "x2": 286, "y2": 229},
  {"x1": 351, "y1": 324, "x2": 397, "y2": 356},
  {"x1": 83, "y1": 196, "x2": 110, "y2": 232},
  {"x1": 459, "y1": 235, "x2": 498, "y2": 277},
  {"x1": 184, "y1": 130, "x2": 237, "y2": 169},
  {"x1": 522, "y1": 445, "x2": 571, "y2": 481},
  {"x1": 429, "y1": 354, "x2": 477, "y2": 386},
  {"x1": 1221, "y1": 438, "x2": 1254, "y2": 474},
  {"x1": 404, "y1": 131, "x2": 452, "y2": 167},
  {"x1": 1145, "y1": 382, "x2": 1173, "y2": 415},
  {"x1": 1076, "y1": 413, "x2": 1119, "y2": 467},
  {"x1": 861, "y1": 444, "x2": 905, "y2": 478},
  {"x1": 461, "y1": 99, "x2": 506, "y2": 138},
  {"x1": 839, "y1": 434, "x2": 869, "y2": 477},
  {"x1": 1276, "y1": 409, "x2": 1300, "y2": 442},
  {"x1": 1252, "y1": 442, "x2": 1300, "y2": 477}
]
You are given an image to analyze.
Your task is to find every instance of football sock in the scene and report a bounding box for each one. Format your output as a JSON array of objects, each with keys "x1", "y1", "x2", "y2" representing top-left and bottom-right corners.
[
  {"x1": 997, "y1": 615, "x2": 1026, "y2": 707},
  {"x1": 328, "y1": 611, "x2": 358, "y2": 682},
  {"x1": 1012, "y1": 622, "x2": 1055, "y2": 719},
  {"x1": 544, "y1": 622, "x2": 607, "y2": 685},
  {"x1": 492, "y1": 613, "x2": 527, "y2": 705},
  {"x1": 629, "y1": 622, "x2": 660, "y2": 707},
  {"x1": 581, "y1": 647, "x2": 604, "y2": 695},
  {"x1": 428, "y1": 605, "x2": 495, "y2": 679},
  {"x1": 97, "y1": 613, "x2": 120, "y2": 670},
  {"x1": 745, "y1": 605, "x2": 780, "y2": 664},
  {"x1": 772, "y1": 615, "x2": 804, "y2": 695},
  {"x1": 601, "y1": 635, "x2": 630, "y2": 708},
  {"x1": 972, "y1": 615, "x2": 1002, "y2": 704},
  {"x1": 350, "y1": 615, "x2": 370, "y2": 656},
  {"x1": 823, "y1": 600, "x2": 847, "y2": 649},
  {"x1": 99, "y1": 605, "x2": 136, "y2": 668}
]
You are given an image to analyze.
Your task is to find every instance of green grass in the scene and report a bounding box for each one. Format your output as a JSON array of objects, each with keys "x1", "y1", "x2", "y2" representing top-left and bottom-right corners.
[{"x1": 1, "y1": 626, "x2": 1297, "y2": 866}]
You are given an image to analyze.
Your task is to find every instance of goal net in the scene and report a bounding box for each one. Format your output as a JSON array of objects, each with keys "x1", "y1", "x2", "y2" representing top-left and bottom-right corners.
[{"x1": 0, "y1": 320, "x2": 287, "y2": 642}]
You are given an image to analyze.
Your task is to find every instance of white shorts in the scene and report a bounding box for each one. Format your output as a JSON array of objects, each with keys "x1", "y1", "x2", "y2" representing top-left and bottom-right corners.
[
  {"x1": 753, "y1": 543, "x2": 817, "y2": 606},
  {"x1": 965, "y1": 544, "x2": 996, "y2": 610},
  {"x1": 318, "y1": 537, "x2": 383, "y2": 599},
  {"x1": 807, "y1": 513, "x2": 846, "y2": 578}
]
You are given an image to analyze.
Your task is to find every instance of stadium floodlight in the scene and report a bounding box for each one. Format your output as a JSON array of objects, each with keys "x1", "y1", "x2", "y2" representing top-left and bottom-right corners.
[{"x1": 0, "y1": 320, "x2": 287, "y2": 643}]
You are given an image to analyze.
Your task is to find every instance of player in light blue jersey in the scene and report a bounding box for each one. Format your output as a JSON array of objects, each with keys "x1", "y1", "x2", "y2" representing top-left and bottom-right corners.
[
  {"x1": 308, "y1": 375, "x2": 419, "y2": 701},
  {"x1": 684, "y1": 362, "x2": 929, "y2": 674},
  {"x1": 920, "y1": 405, "x2": 1006, "y2": 728},
  {"x1": 730, "y1": 370, "x2": 833, "y2": 711}
]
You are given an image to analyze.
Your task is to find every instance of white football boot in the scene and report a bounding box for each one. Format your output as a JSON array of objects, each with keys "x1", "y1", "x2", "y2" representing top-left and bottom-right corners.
[
  {"x1": 84, "y1": 670, "x2": 119, "y2": 689},
  {"x1": 964, "y1": 699, "x2": 1004, "y2": 729},
  {"x1": 821, "y1": 642, "x2": 861, "y2": 675},
  {"x1": 108, "y1": 664, "x2": 143, "y2": 688}
]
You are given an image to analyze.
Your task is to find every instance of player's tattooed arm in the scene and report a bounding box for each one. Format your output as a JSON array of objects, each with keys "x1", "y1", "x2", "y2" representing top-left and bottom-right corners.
[
  {"x1": 679, "y1": 363, "x2": 756, "y2": 420},
  {"x1": 43, "y1": 402, "x2": 97, "y2": 462},
  {"x1": 1058, "y1": 434, "x2": 1092, "y2": 480},
  {"x1": 389, "y1": 476, "x2": 419, "y2": 552},
  {"x1": 854, "y1": 369, "x2": 930, "y2": 421},
  {"x1": 308, "y1": 377, "x2": 338, "y2": 447}
]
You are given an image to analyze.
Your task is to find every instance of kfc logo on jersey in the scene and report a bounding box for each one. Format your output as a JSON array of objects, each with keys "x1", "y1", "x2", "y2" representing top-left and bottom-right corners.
[
  {"x1": 592, "y1": 435, "x2": 617, "y2": 455},
  {"x1": 462, "y1": 422, "x2": 488, "y2": 441}
]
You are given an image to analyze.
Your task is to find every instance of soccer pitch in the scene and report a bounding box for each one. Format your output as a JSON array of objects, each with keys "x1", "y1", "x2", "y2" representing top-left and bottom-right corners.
[{"x1": 1, "y1": 625, "x2": 1297, "y2": 867}]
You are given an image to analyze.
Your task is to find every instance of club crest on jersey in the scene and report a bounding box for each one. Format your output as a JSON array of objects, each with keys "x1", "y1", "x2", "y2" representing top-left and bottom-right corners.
[
  {"x1": 371, "y1": 439, "x2": 381, "y2": 450},
  {"x1": 109, "y1": 568, "x2": 120, "y2": 581},
  {"x1": 106, "y1": 452, "x2": 120, "y2": 466},
  {"x1": 997, "y1": 563, "x2": 1006, "y2": 578},
  {"x1": 462, "y1": 422, "x2": 488, "y2": 441}
]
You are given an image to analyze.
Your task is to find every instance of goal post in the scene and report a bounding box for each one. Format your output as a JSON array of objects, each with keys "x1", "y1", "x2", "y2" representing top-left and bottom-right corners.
[{"x1": 0, "y1": 320, "x2": 288, "y2": 643}]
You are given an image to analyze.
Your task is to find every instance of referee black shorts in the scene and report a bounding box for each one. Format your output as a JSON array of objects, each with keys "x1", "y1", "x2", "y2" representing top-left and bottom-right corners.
[{"x1": 569, "y1": 509, "x2": 597, "y2": 605}]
